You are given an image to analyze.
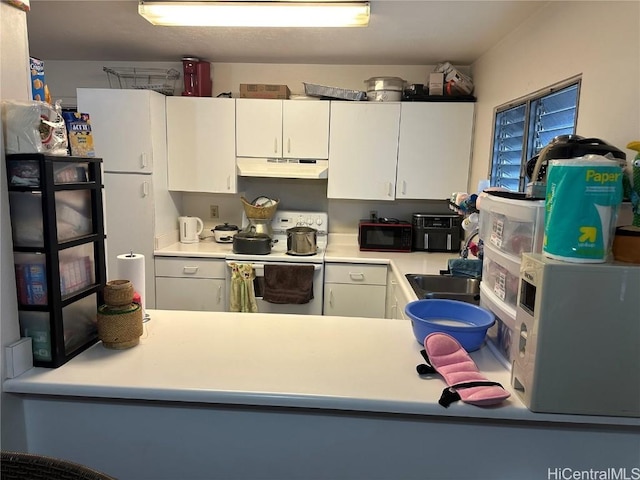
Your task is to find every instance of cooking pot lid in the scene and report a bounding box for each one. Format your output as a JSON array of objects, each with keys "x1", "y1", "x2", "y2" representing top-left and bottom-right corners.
[
  {"x1": 287, "y1": 226, "x2": 317, "y2": 233},
  {"x1": 214, "y1": 222, "x2": 238, "y2": 231},
  {"x1": 539, "y1": 135, "x2": 626, "y2": 162},
  {"x1": 235, "y1": 230, "x2": 270, "y2": 239}
]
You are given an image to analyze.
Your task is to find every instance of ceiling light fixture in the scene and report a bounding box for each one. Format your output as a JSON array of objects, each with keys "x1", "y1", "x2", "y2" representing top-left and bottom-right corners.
[{"x1": 138, "y1": 1, "x2": 370, "y2": 27}]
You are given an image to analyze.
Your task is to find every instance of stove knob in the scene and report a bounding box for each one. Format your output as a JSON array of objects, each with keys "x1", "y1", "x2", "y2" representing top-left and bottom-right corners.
[{"x1": 315, "y1": 218, "x2": 323, "y2": 226}]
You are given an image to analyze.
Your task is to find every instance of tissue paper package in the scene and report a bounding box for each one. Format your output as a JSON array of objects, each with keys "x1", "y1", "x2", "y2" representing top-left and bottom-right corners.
[{"x1": 543, "y1": 155, "x2": 623, "y2": 262}]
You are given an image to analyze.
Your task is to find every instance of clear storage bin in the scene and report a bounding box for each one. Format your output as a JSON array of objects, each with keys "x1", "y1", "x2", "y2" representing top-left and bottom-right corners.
[
  {"x1": 481, "y1": 244, "x2": 520, "y2": 309},
  {"x1": 478, "y1": 192, "x2": 544, "y2": 258},
  {"x1": 480, "y1": 282, "x2": 516, "y2": 369}
]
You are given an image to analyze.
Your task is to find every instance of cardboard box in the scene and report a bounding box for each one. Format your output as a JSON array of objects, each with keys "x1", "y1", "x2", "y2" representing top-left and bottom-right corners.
[
  {"x1": 428, "y1": 72, "x2": 444, "y2": 96},
  {"x1": 62, "y1": 112, "x2": 95, "y2": 157},
  {"x1": 29, "y1": 57, "x2": 46, "y2": 102},
  {"x1": 240, "y1": 84, "x2": 290, "y2": 99}
]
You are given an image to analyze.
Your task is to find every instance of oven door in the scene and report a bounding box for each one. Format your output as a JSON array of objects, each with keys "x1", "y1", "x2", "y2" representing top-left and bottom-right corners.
[{"x1": 225, "y1": 261, "x2": 324, "y2": 315}]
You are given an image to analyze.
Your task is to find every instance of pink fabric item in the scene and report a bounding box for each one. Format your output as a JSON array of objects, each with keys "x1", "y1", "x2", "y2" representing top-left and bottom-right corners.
[{"x1": 423, "y1": 332, "x2": 510, "y2": 407}]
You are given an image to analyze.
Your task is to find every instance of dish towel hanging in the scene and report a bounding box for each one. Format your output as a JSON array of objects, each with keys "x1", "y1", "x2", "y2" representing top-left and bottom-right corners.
[
  {"x1": 263, "y1": 264, "x2": 314, "y2": 304},
  {"x1": 229, "y1": 263, "x2": 258, "y2": 313}
]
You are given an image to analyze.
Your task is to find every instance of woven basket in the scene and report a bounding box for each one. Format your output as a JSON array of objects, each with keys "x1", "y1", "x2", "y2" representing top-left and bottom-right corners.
[
  {"x1": 97, "y1": 303, "x2": 143, "y2": 349},
  {"x1": 103, "y1": 279, "x2": 134, "y2": 307},
  {"x1": 0, "y1": 450, "x2": 117, "y2": 480},
  {"x1": 241, "y1": 196, "x2": 279, "y2": 220}
]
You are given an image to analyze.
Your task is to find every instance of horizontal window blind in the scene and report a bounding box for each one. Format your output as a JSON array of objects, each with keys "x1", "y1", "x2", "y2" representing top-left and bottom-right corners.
[{"x1": 490, "y1": 81, "x2": 580, "y2": 191}]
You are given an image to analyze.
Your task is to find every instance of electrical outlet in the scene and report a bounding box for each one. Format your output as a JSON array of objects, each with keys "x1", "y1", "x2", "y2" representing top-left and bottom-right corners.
[{"x1": 210, "y1": 205, "x2": 219, "y2": 219}]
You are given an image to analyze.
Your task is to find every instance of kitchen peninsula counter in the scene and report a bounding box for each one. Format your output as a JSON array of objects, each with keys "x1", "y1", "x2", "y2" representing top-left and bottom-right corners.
[{"x1": 4, "y1": 311, "x2": 639, "y2": 480}]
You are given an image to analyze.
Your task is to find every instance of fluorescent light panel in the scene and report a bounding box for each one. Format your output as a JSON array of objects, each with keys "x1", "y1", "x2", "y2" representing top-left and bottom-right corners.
[{"x1": 138, "y1": 1, "x2": 370, "y2": 27}]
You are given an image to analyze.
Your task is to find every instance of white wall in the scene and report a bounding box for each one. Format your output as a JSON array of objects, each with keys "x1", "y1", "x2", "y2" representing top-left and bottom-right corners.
[
  {"x1": 469, "y1": 1, "x2": 640, "y2": 192},
  {"x1": 1, "y1": 1, "x2": 32, "y2": 452}
]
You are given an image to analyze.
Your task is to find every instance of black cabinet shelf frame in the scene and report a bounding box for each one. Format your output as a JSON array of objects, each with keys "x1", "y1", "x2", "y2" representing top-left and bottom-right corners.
[{"x1": 6, "y1": 153, "x2": 107, "y2": 368}]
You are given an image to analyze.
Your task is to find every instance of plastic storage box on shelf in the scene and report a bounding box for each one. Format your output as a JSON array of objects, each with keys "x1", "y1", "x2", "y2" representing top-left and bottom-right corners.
[
  {"x1": 480, "y1": 282, "x2": 516, "y2": 369},
  {"x1": 478, "y1": 192, "x2": 544, "y2": 259},
  {"x1": 481, "y1": 244, "x2": 520, "y2": 309}
]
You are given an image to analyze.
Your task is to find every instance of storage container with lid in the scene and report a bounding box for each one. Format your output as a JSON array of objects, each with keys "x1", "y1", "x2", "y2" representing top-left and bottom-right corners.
[
  {"x1": 480, "y1": 282, "x2": 516, "y2": 369},
  {"x1": 478, "y1": 191, "x2": 544, "y2": 259}
]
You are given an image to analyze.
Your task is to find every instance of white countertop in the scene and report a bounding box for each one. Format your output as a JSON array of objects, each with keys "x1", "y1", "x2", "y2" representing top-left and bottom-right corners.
[{"x1": 4, "y1": 310, "x2": 637, "y2": 427}]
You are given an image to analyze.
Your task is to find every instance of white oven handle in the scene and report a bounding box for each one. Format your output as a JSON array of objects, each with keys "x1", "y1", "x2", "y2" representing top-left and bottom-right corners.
[{"x1": 226, "y1": 261, "x2": 322, "y2": 276}]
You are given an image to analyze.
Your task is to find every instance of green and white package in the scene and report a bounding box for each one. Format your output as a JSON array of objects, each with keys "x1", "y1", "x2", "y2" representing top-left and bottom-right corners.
[{"x1": 543, "y1": 155, "x2": 623, "y2": 262}]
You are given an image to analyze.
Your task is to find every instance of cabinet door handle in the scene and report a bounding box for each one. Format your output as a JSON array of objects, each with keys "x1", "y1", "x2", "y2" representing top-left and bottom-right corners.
[
  {"x1": 141, "y1": 152, "x2": 148, "y2": 169},
  {"x1": 387, "y1": 182, "x2": 393, "y2": 197},
  {"x1": 141, "y1": 181, "x2": 149, "y2": 197},
  {"x1": 226, "y1": 176, "x2": 231, "y2": 190},
  {"x1": 349, "y1": 272, "x2": 365, "y2": 281},
  {"x1": 183, "y1": 266, "x2": 199, "y2": 274},
  {"x1": 402, "y1": 180, "x2": 407, "y2": 195},
  {"x1": 329, "y1": 288, "x2": 334, "y2": 308},
  {"x1": 274, "y1": 137, "x2": 278, "y2": 154},
  {"x1": 216, "y1": 285, "x2": 222, "y2": 304},
  {"x1": 287, "y1": 138, "x2": 291, "y2": 154}
]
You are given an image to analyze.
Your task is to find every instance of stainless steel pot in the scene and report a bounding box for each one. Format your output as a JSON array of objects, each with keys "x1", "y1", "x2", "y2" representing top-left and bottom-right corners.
[
  {"x1": 233, "y1": 229, "x2": 272, "y2": 255},
  {"x1": 287, "y1": 226, "x2": 317, "y2": 256}
]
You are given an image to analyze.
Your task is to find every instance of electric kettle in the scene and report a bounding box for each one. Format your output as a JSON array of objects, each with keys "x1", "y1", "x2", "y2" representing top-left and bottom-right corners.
[{"x1": 178, "y1": 216, "x2": 204, "y2": 244}]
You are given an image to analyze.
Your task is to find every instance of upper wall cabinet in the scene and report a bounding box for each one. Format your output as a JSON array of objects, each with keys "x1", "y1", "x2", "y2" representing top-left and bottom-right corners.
[
  {"x1": 328, "y1": 102, "x2": 401, "y2": 200},
  {"x1": 328, "y1": 102, "x2": 474, "y2": 201},
  {"x1": 396, "y1": 103, "x2": 474, "y2": 199},
  {"x1": 166, "y1": 97, "x2": 237, "y2": 193},
  {"x1": 77, "y1": 89, "x2": 156, "y2": 174},
  {"x1": 236, "y1": 99, "x2": 330, "y2": 159}
]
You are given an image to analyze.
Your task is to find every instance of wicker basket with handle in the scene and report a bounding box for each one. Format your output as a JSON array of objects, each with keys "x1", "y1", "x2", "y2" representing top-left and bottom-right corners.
[{"x1": 241, "y1": 196, "x2": 279, "y2": 219}]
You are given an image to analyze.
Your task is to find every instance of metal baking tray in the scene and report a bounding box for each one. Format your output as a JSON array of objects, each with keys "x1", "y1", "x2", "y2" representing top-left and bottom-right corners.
[{"x1": 303, "y1": 82, "x2": 367, "y2": 101}]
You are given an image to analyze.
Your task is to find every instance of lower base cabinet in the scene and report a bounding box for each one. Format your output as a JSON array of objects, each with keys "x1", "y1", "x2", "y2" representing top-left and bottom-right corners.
[
  {"x1": 323, "y1": 263, "x2": 387, "y2": 318},
  {"x1": 385, "y1": 268, "x2": 413, "y2": 320},
  {"x1": 155, "y1": 257, "x2": 226, "y2": 311}
]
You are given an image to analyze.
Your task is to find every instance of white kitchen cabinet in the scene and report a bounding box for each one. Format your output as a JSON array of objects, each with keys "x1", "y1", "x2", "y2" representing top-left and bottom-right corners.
[
  {"x1": 166, "y1": 97, "x2": 237, "y2": 193},
  {"x1": 323, "y1": 263, "x2": 387, "y2": 318},
  {"x1": 328, "y1": 102, "x2": 474, "y2": 201},
  {"x1": 396, "y1": 102, "x2": 474, "y2": 199},
  {"x1": 77, "y1": 89, "x2": 155, "y2": 173},
  {"x1": 155, "y1": 257, "x2": 226, "y2": 311},
  {"x1": 236, "y1": 99, "x2": 330, "y2": 159},
  {"x1": 385, "y1": 268, "x2": 412, "y2": 320},
  {"x1": 327, "y1": 102, "x2": 401, "y2": 200}
]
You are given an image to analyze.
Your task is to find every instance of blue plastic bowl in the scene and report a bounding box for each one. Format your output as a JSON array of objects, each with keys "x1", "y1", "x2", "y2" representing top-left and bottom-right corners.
[{"x1": 405, "y1": 299, "x2": 495, "y2": 351}]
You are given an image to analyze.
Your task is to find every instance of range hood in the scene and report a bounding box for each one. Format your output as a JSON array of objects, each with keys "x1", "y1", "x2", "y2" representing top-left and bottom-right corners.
[{"x1": 237, "y1": 157, "x2": 328, "y2": 179}]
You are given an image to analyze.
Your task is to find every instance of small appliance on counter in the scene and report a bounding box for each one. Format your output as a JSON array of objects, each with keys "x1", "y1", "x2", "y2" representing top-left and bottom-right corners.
[
  {"x1": 358, "y1": 218, "x2": 412, "y2": 252},
  {"x1": 511, "y1": 253, "x2": 640, "y2": 417},
  {"x1": 212, "y1": 223, "x2": 239, "y2": 244},
  {"x1": 178, "y1": 216, "x2": 204, "y2": 244},
  {"x1": 412, "y1": 213, "x2": 462, "y2": 252}
]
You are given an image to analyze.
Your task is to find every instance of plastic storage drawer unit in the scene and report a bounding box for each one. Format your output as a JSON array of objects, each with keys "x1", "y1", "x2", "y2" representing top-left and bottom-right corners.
[
  {"x1": 480, "y1": 282, "x2": 516, "y2": 369},
  {"x1": 478, "y1": 192, "x2": 545, "y2": 258},
  {"x1": 481, "y1": 244, "x2": 521, "y2": 309}
]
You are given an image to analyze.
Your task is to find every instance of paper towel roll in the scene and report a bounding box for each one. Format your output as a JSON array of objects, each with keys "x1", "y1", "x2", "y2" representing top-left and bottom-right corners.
[{"x1": 116, "y1": 253, "x2": 145, "y2": 314}]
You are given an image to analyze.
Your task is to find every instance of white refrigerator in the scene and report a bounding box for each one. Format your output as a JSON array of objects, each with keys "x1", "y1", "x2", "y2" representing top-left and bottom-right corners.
[{"x1": 77, "y1": 88, "x2": 182, "y2": 309}]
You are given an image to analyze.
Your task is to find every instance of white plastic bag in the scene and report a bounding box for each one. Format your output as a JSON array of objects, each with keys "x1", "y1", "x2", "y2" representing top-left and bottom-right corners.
[{"x1": 2, "y1": 100, "x2": 68, "y2": 155}]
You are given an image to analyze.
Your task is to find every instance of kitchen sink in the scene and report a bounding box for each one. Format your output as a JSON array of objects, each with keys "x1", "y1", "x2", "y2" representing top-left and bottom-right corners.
[{"x1": 405, "y1": 274, "x2": 481, "y2": 305}]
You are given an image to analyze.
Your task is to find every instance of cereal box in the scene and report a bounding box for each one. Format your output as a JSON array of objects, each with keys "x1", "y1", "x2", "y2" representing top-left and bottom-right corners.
[
  {"x1": 62, "y1": 111, "x2": 95, "y2": 157},
  {"x1": 29, "y1": 57, "x2": 46, "y2": 102}
]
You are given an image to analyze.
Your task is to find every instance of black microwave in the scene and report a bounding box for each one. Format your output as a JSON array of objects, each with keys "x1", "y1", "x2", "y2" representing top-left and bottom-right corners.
[{"x1": 358, "y1": 219, "x2": 412, "y2": 252}]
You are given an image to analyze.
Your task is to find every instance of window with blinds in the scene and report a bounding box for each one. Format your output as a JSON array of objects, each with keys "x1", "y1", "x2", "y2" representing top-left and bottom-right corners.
[{"x1": 490, "y1": 79, "x2": 580, "y2": 191}]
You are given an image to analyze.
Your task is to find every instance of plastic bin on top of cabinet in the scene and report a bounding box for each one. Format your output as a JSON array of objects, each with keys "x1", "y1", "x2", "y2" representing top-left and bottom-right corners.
[{"x1": 478, "y1": 192, "x2": 545, "y2": 259}]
